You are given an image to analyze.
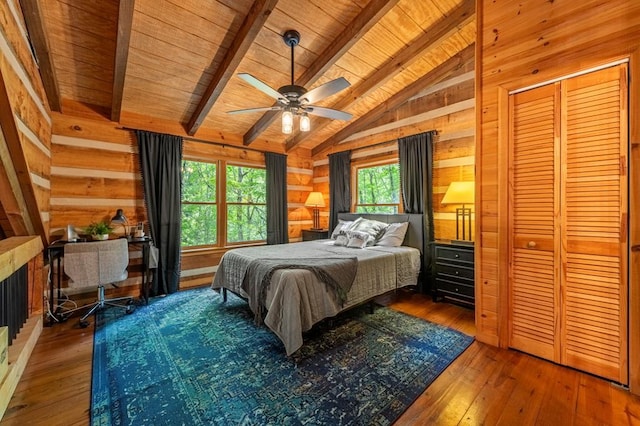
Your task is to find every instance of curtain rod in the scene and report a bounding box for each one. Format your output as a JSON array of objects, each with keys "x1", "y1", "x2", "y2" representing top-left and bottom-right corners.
[
  {"x1": 330, "y1": 129, "x2": 438, "y2": 156},
  {"x1": 117, "y1": 126, "x2": 280, "y2": 155}
]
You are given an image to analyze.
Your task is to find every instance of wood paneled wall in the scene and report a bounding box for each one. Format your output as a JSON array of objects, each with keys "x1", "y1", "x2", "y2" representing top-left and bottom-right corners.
[
  {"x1": 49, "y1": 112, "x2": 314, "y2": 289},
  {"x1": 313, "y1": 57, "x2": 475, "y2": 241},
  {"x1": 476, "y1": 0, "x2": 640, "y2": 392}
]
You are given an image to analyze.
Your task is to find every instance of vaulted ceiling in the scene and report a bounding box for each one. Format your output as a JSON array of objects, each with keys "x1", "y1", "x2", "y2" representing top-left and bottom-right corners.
[{"x1": 20, "y1": 0, "x2": 475, "y2": 155}]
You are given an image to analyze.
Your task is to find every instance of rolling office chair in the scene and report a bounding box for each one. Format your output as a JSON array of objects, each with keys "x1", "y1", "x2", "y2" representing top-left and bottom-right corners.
[{"x1": 62, "y1": 238, "x2": 135, "y2": 327}]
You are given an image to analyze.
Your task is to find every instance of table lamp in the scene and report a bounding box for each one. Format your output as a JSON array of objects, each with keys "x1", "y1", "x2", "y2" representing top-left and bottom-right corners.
[
  {"x1": 304, "y1": 192, "x2": 325, "y2": 231},
  {"x1": 441, "y1": 181, "x2": 475, "y2": 242},
  {"x1": 111, "y1": 209, "x2": 129, "y2": 238}
]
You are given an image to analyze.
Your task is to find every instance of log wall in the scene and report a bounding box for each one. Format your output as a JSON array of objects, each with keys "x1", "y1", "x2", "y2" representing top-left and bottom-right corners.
[
  {"x1": 49, "y1": 112, "x2": 314, "y2": 289},
  {"x1": 313, "y1": 57, "x2": 475, "y2": 242},
  {"x1": 0, "y1": 0, "x2": 50, "y2": 241}
]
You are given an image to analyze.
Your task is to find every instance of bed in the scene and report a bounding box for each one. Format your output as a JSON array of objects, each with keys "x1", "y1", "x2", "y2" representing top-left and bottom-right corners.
[{"x1": 211, "y1": 213, "x2": 424, "y2": 355}]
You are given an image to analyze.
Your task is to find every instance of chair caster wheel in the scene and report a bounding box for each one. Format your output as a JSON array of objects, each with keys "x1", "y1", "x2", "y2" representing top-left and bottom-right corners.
[
  {"x1": 79, "y1": 320, "x2": 90, "y2": 328},
  {"x1": 126, "y1": 305, "x2": 135, "y2": 314}
]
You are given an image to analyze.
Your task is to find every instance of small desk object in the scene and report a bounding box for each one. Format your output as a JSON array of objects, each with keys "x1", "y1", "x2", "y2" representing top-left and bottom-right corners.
[{"x1": 46, "y1": 236, "x2": 153, "y2": 325}]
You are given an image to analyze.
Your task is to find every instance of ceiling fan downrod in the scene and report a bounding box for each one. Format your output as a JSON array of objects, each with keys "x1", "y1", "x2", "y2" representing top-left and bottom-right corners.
[{"x1": 283, "y1": 29, "x2": 300, "y2": 87}]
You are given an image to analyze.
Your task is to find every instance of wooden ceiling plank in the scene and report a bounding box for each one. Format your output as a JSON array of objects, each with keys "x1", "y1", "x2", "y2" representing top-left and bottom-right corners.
[
  {"x1": 311, "y1": 43, "x2": 475, "y2": 156},
  {"x1": 242, "y1": 0, "x2": 401, "y2": 146},
  {"x1": 0, "y1": 68, "x2": 45, "y2": 242},
  {"x1": 20, "y1": 0, "x2": 61, "y2": 112},
  {"x1": 111, "y1": 0, "x2": 136, "y2": 122},
  {"x1": 185, "y1": 0, "x2": 281, "y2": 136},
  {"x1": 287, "y1": 0, "x2": 475, "y2": 152}
]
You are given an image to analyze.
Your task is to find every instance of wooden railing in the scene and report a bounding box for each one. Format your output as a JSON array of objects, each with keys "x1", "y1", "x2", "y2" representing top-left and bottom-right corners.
[{"x1": 0, "y1": 236, "x2": 44, "y2": 419}]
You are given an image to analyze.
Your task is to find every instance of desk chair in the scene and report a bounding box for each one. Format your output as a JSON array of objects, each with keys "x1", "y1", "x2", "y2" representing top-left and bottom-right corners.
[{"x1": 62, "y1": 238, "x2": 135, "y2": 327}]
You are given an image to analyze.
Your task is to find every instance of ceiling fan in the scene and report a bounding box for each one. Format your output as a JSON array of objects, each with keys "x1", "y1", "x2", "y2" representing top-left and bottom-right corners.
[{"x1": 227, "y1": 30, "x2": 352, "y2": 134}]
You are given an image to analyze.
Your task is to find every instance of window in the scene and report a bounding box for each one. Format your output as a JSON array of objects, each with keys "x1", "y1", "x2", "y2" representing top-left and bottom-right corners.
[
  {"x1": 226, "y1": 165, "x2": 266, "y2": 243},
  {"x1": 354, "y1": 162, "x2": 401, "y2": 213},
  {"x1": 181, "y1": 161, "x2": 267, "y2": 248},
  {"x1": 181, "y1": 160, "x2": 217, "y2": 247}
]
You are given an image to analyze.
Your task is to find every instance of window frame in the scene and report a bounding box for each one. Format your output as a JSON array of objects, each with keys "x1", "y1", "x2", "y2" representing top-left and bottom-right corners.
[
  {"x1": 181, "y1": 158, "x2": 267, "y2": 250},
  {"x1": 352, "y1": 159, "x2": 403, "y2": 214},
  {"x1": 223, "y1": 162, "x2": 267, "y2": 246}
]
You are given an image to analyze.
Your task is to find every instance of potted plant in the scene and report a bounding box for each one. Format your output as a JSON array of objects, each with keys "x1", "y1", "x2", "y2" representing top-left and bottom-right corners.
[{"x1": 86, "y1": 221, "x2": 113, "y2": 240}]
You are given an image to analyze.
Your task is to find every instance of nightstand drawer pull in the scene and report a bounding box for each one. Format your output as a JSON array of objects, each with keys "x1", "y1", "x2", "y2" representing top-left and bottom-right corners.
[
  {"x1": 454, "y1": 254, "x2": 459, "y2": 258},
  {"x1": 527, "y1": 241, "x2": 536, "y2": 248}
]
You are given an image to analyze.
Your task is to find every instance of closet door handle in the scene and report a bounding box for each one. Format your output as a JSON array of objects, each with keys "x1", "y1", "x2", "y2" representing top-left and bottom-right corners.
[{"x1": 527, "y1": 241, "x2": 536, "y2": 248}]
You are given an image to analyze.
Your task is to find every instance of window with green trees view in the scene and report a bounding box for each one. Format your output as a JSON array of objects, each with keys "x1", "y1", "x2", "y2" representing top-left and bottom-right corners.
[
  {"x1": 181, "y1": 160, "x2": 266, "y2": 247},
  {"x1": 355, "y1": 163, "x2": 400, "y2": 213},
  {"x1": 226, "y1": 164, "x2": 266, "y2": 243}
]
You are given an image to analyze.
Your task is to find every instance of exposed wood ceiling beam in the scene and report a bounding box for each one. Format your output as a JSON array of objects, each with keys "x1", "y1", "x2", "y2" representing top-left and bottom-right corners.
[
  {"x1": 20, "y1": 0, "x2": 61, "y2": 112},
  {"x1": 312, "y1": 43, "x2": 475, "y2": 156},
  {"x1": 287, "y1": 0, "x2": 475, "y2": 152},
  {"x1": 242, "y1": 0, "x2": 401, "y2": 146},
  {"x1": 0, "y1": 70, "x2": 45, "y2": 243},
  {"x1": 186, "y1": 0, "x2": 280, "y2": 136},
  {"x1": 111, "y1": 0, "x2": 136, "y2": 122}
]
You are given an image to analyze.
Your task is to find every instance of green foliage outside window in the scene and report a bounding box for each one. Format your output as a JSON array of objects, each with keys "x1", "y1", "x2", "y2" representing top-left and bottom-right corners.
[
  {"x1": 226, "y1": 165, "x2": 266, "y2": 243},
  {"x1": 181, "y1": 161, "x2": 217, "y2": 247},
  {"x1": 355, "y1": 163, "x2": 400, "y2": 214}
]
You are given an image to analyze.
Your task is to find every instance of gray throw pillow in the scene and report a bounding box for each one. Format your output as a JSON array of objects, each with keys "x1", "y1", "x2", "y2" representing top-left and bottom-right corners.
[{"x1": 348, "y1": 218, "x2": 389, "y2": 243}]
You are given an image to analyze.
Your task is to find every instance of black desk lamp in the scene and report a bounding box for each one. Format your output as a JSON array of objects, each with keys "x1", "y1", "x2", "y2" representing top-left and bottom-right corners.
[{"x1": 111, "y1": 209, "x2": 129, "y2": 238}]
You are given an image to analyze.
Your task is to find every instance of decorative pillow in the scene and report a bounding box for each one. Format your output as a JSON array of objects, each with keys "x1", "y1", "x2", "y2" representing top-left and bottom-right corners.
[
  {"x1": 346, "y1": 230, "x2": 371, "y2": 248},
  {"x1": 348, "y1": 218, "x2": 389, "y2": 243},
  {"x1": 375, "y1": 222, "x2": 409, "y2": 247},
  {"x1": 330, "y1": 218, "x2": 362, "y2": 239},
  {"x1": 333, "y1": 234, "x2": 349, "y2": 246}
]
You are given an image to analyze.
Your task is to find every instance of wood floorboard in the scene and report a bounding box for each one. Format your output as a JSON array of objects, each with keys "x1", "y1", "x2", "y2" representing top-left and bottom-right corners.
[{"x1": 2, "y1": 288, "x2": 640, "y2": 425}]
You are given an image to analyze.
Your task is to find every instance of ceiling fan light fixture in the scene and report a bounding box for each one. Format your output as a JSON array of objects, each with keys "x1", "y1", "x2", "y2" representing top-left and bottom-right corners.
[
  {"x1": 282, "y1": 109, "x2": 294, "y2": 134},
  {"x1": 300, "y1": 113, "x2": 310, "y2": 132}
]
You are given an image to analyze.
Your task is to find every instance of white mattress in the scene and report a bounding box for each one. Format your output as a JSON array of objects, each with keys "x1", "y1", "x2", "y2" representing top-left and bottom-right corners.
[{"x1": 211, "y1": 239, "x2": 421, "y2": 355}]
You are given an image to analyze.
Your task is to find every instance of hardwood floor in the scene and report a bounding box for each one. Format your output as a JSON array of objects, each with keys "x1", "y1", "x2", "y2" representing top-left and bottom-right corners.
[{"x1": 2, "y1": 288, "x2": 640, "y2": 425}]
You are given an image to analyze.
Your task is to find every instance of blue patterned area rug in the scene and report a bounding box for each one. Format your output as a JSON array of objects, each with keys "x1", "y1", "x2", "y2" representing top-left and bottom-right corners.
[{"x1": 91, "y1": 287, "x2": 473, "y2": 425}]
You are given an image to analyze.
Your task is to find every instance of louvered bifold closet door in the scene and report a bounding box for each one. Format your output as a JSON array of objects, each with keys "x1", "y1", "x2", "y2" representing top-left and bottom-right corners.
[
  {"x1": 508, "y1": 84, "x2": 561, "y2": 361},
  {"x1": 561, "y1": 65, "x2": 628, "y2": 384}
]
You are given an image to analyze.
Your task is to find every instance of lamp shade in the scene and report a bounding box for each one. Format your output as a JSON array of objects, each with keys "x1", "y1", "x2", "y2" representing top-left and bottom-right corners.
[
  {"x1": 304, "y1": 192, "x2": 325, "y2": 207},
  {"x1": 441, "y1": 181, "x2": 475, "y2": 205},
  {"x1": 282, "y1": 110, "x2": 293, "y2": 134},
  {"x1": 111, "y1": 209, "x2": 128, "y2": 223},
  {"x1": 300, "y1": 113, "x2": 310, "y2": 132}
]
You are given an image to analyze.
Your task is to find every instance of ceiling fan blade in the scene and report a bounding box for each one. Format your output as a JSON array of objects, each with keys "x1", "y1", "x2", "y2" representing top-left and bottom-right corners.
[
  {"x1": 305, "y1": 106, "x2": 352, "y2": 121},
  {"x1": 237, "y1": 73, "x2": 287, "y2": 103},
  {"x1": 301, "y1": 77, "x2": 350, "y2": 104},
  {"x1": 227, "y1": 106, "x2": 281, "y2": 115}
]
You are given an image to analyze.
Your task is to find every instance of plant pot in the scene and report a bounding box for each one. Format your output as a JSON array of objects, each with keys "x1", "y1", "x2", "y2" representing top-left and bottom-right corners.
[{"x1": 93, "y1": 234, "x2": 109, "y2": 241}]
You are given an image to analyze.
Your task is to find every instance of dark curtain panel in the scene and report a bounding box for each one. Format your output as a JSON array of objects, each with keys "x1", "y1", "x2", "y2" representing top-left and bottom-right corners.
[
  {"x1": 328, "y1": 150, "x2": 352, "y2": 233},
  {"x1": 265, "y1": 152, "x2": 289, "y2": 245},
  {"x1": 398, "y1": 131, "x2": 436, "y2": 292},
  {"x1": 136, "y1": 130, "x2": 183, "y2": 295}
]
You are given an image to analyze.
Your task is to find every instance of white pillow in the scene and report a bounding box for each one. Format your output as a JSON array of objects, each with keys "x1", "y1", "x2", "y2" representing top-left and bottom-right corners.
[
  {"x1": 334, "y1": 234, "x2": 348, "y2": 246},
  {"x1": 375, "y1": 222, "x2": 409, "y2": 247},
  {"x1": 346, "y1": 230, "x2": 372, "y2": 248},
  {"x1": 330, "y1": 217, "x2": 361, "y2": 239}
]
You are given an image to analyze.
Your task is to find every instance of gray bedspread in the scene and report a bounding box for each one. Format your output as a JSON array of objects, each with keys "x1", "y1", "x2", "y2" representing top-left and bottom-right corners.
[
  {"x1": 212, "y1": 240, "x2": 421, "y2": 355},
  {"x1": 242, "y1": 256, "x2": 357, "y2": 324}
]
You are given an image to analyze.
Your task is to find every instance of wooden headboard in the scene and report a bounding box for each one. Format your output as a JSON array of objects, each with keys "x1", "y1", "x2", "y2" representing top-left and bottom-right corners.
[{"x1": 336, "y1": 213, "x2": 425, "y2": 254}]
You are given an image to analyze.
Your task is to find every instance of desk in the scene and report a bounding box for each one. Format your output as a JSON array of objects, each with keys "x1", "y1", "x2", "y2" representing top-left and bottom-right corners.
[{"x1": 46, "y1": 237, "x2": 153, "y2": 325}]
